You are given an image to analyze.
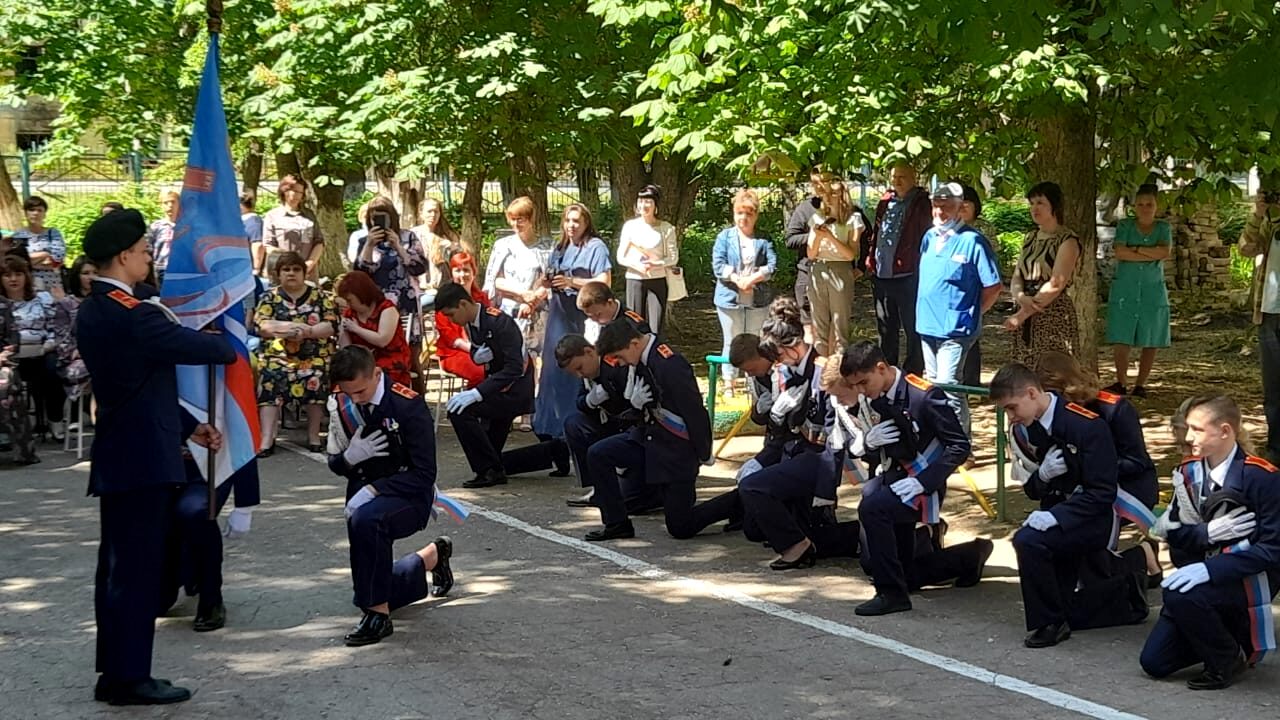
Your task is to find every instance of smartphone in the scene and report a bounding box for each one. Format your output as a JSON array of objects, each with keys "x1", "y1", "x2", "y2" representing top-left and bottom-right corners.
[{"x1": 371, "y1": 212, "x2": 390, "y2": 230}]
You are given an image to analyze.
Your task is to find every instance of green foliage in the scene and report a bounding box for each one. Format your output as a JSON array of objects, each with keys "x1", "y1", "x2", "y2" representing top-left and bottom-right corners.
[
  {"x1": 1218, "y1": 201, "x2": 1250, "y2": 246},
  {"x1": 46, "y1": 188, "x2": 164, "y2": 261},
  {"x1": 1229, "y1": 244, "x2": 1255, "y2": 290},
  {"x1": 343, "y1": 191, "x2": 376, "y2": 233},
  {"x1": 994, "y1": 231, "x2": 1025, "y2": 276},
  {"x1": 984, "y1": 199, "x2": 1036, "y2": 235}
]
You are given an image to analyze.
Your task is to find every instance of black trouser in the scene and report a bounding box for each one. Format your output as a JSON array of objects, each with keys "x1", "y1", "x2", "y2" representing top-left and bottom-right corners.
[
  {"x1": 1067, "y1": 547, "x2": 1149, "y2": 631},
  {"x1": 347, "y1": 494, "x2": 432, "y2": 610},
  {"x1": 161, "y1": 480, "x2": 233, "y2": 613},
  {"x1": 739, "y1": 449, "x2": 835, "y2": 552},
  {"x1": 1012, "y1": 519, "x2": 1110, "y2": 630},
  {"x1": 858, "y1": 485, "x2": 979, "y2": 597},
  {"x1": 961, "y1": 334, "x2": 982, "y2": 386},
  {"x1": 500, "y1": 434, "x2": 570, "y2": 476},
  {"x1": 871, "y1": 274, "x2": 923, "y2": 375},
  {"x1": 626, "y1": 278, "x2": 668, "y2": 339},
  {"x1": 449, "y1": 379, "x2": 533, "y2": 476},
  {"x1": 1140, "y1": 579, "x2": 1267, "y2": 677},
  {"x1": 96, "y1": 485, "x2": 173, "y2": 684},
  {"x1": 18, "y1": 355, "x2": 64, "y2": 424},
  {"x1": 793, "y1": 261, "x2": 812, "y2": 324},
  {"x1": 1261, "y1": 313, "x2": 1280, "y2": 464}
]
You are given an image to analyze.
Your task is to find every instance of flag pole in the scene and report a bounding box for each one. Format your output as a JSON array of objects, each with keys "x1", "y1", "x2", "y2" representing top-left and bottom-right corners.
[{"x1": 205, "y1": 0, "x2": 223, "y2": 520}]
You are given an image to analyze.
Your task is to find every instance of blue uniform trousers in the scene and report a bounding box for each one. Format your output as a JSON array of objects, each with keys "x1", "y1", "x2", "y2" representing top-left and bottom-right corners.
[
  {"x1": 95, "y1": 486, "x2": 173, "y2": 683},
  {"x1": 162, "y1": 479, "x2": 233, "y2": 611},
  {"x1": 739, "y1": 450, "x2": 835, "y2": 551},
  {"x1": 348, "y1": 495, "x2": 432, "y2": 610},
  {"x1": 449, "y1": 376, "x2": 533, "y2": 476},
  {"x1": 1012, "y1": 519, "x2": 1111, "y2": 630},
  {"x1": 1140, "y1": 581, "x2": 1258, "y2": 677}
]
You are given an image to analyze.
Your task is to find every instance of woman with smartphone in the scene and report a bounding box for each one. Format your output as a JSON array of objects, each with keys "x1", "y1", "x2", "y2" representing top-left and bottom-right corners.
[{"x1": 353, "y1": 197, "x2": 428, "y2": 349}]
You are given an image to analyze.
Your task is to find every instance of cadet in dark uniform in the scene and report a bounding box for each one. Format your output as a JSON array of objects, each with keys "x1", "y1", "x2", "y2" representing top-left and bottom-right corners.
[
  {"x1": 585, "y1": 321, "x2": 733, "y2": 540},
  {"x1": 76, "y1": 209, "x2": 236, "y2": 705},
  {"x1": 1141, "y1": 395, "x2": 1280, "y2": 690},
  {"x1": 841, "y1": 341, "x2": 991, "y2": 615},
  {"x1": 992, "y1": 363, "x2": 1119, "y2": 648},
  {"x1": 577, "y1": 280, "x2": 653, "y2": 338},
  {"x1": 436, "y1": 282, "x2": 535, "y2": 488},
  {"x1": 325, "y1": 345, "x2": 453, "y2": 646}
]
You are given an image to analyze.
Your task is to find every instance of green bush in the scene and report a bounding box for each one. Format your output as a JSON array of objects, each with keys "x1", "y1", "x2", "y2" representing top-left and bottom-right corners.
[
  {"x1": 1219, "y1": 201, "x2": 1250, "y2": 246},
  {"x1": 46, "y1": 187, "x2": 165, "y2": 262},
  {"x1": 984, "y1": 199, "x2": 1035, "y2": 235},
  {"x1": 1229, "y1": 244, "x2": 1255, "y2": 290},
  {"x1": 994, "y1": 231, "x2": 1024, "y2": 276},
  {"x1": 344, "y1": 191, "x2": 376, "y2": 233}
]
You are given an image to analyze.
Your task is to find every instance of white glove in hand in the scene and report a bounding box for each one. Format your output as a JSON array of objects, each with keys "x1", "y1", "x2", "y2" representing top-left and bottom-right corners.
[
  {"x1": 623, "y1": 366, "x2": 637, "y2": 399},
  {"x1": 863, "y1": 420, "x2": 901, "y2": 450},
  {"x1": 223, "y1": 507, "x2": 252, "y2": 538},
  {"x1": 1207, "y1": 507, "x2": 1256, "y2": 544},
  {"x1": 629, "y1": 377, "x2": 654, "y2": 410},
  {"x1": 344, "y1": 485, "x2": 377, "y2": 520},
  {"x1": 754, "y1": 392, "x2": 773, "y2": 416},
  {"x1": 1037, "y1": 446, "x2": 1067, "y2": 481},
  {"x1": 585, "y1": 382, "x2": 610, "y2": 408},
  {"x1": 890, "y1": 477, "x2": 925, "y2": 502},
  {"x1": 1023, "y1": 510, "x2": 1059, "y2": 531},
  {"x1": 446, "y1": 388, "x2": 482, "y2": 413},
  {"x1": 1162, "y1": 562, "x2": 1210, "y2": 593},
  {"x1": 735, "y1": 458, "x2": 764, "y2": 483},
  {"x1": 769, "y1": 386, "x2": 805, "y2": 424},
  {"x1": 472, "y1": 344, "x2": 494, "y2": 364},
  {"x1": 343, "y1": 429, "x2": 389, "y2": 466}
]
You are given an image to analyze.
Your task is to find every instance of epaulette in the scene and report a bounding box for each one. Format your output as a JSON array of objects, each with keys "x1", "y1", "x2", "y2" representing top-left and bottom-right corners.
[
  {"x1": 905, "y1": 374, "x2": 932, "y2": 391},
  {"x1": 107, "y1": 289, "x2": 140, "y2": 309},
  {"x1": 1096, "y1": 390, "x2": 1121, "y2": 405},
  {"x1": 1177, "y1": 455, "x2": 1202, "y2": 469},
  {"x1": 391, "y1": 383, "x2": 419, "y2": 399},
  {"x1": 603, "y1": 356, "x2": 622, "y2": 367},
  {"x1": 1066, "y1": 402, "x2": 1099, "y2": 420},
  {"x1": 485, "y1": 307, "x2": 502, "y2": 317},
  {"x1": 1245, "y1": 455, "x2": 1279, "y2": 473},
  {"x1": 656, "y1": 343, "x2": 674, "y2": 359},
  {"x1": 624, "y1": 310, "x2": 646, "y2": 324}
]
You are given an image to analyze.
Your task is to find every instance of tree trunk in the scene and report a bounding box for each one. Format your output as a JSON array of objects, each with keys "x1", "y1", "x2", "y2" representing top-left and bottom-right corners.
[
  {"x1": 241, "y1": 140, "x2": 264, "y2": 195},
  {"x1": 506, "y1": 151, "x2": 551, "y2": 237},
  {"x1": 295, "y1": 145, "x2": 351, "y2": 280},
  {"x1": 0, "y1": 159, "x2": 22, "y2": 232},
  {"x1": 650, "y1": 152, "x2": 701, "y2": 231},
  {"x1": 1030, "y1": 105, "x2": 1099, "y2": 373},
  {"x1": 610, "y1": 149, "x2": 647, "y2": 230},
  {"x1": 276, "y1": 151, "x2": 301, "y2": 180},
  {"x1": 576, "y1": 163, "x2": 600, "y2": 214},
  {"x1": 460, "y1": 168, "x2": 487, "y2": 254},
  {"x1": 342, "y1": 168, "x2": 368, "y2": 201}
]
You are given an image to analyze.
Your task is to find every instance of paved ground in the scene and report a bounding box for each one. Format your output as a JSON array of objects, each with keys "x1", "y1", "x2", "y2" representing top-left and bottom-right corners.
[{"x1": 2, "y1": 427, "x2": 1278, "y2": 720}]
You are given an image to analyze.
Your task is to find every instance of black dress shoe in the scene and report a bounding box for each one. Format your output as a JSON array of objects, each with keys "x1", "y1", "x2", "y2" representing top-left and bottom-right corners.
[
  {"x1": 1024, "y1": 622, "x2": 1071, "y2": 648},
  {"x1": 1187, "y1": 654, "x2": 1247, "y2": 690},
  {"x1": 307, "y1": 442, "x2": 325, "y2": 453},
  {"x1": 431, "y1": 536, "x2": 454, "y2": 597},
  {"x1": 99, "y1": 678, "x2": 192, "y2": 706},
  {"x1": 463, "y1": 469, "x2": 508, "y2": 489},
  {"x1": 14, "y1": 455, "x2": 40, "y2": 466},
  {"x1": 194, "y1": 602, "x2": 226, "y2": 632},
  {"x1": 769, "y1": 543, "x2": 817, "y2": 571},
  {"x1": 256, "y1": 444, "x2": 275, "y2": 459},
  {"x1": 855, "y1": 593, "x2": 913, "y2": 616},
  {"x1": 566, "y1": 490, "x2": 594, "y2": 507},
  {"x1": 955, "y1": 538, "x2": 995, "y2": 588},
  {"x1": 344, "y1": 610, "x2": 393, "y2": 647},
  {"x1": 809, "y1": 504, "x2": 837, "y2": 528},
  {"x1": 723, "y1": 518, "x2": 744, "y2": 533},
  {"x1": 584, "y1": 521, "x2": 635, "y2": 541}
]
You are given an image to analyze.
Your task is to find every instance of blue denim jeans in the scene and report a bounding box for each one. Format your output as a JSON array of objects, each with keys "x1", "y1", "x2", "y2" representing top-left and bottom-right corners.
[
  {"x1": 716, "y1": 305, "x2": 767, "y2": 383},
  {"x1": 921, "y1": 334, "x2": 976, "y2": 433}
]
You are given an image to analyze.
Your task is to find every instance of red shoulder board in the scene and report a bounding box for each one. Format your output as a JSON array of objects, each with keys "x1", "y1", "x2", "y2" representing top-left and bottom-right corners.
[
  {"x1": 656, "y1": 343, "x2": 674, "y2": 358},
  {"x1": 603, "y1": 356, "x2": 622, "y2": 367},
  {"x1": 1096, "y1": 390, "x2": 1121, "y2": 405},
  {"x1": 624, "y1": 310, "x2": 646, "y2": 324},
  {"x1": 391, "y1": 383, "x2": 419, "y2": 399},
  {"x1": 107, "y1": 289, "x2": 140, "y2": 309},
  {"x1": 1245, "y1": 455, "x2": 1279, "y2": 473},
  {"x1": 485, "y1": 307, "x2": 502, "y2": 317},
  {"x1": 1066, "y1": 402, "x2": 1099, "y2": 420},
  {"x1": 905, "y1": 374, "x2": 932, "y2": 391}
]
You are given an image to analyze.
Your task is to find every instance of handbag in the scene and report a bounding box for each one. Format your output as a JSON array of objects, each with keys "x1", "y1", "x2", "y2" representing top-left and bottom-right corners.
[{"x1": 666, "y1": 266, "x2": 688, "y2": 303}]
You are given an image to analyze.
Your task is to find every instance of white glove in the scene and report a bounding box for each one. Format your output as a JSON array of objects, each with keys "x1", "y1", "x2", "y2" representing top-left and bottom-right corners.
[
  {"x1": 1150, "y1": 508, "x2": 1181, "y2": 539},
  {"x1": 1023, "y1": 510, "x2": 1059, "y2": 532},
  {"x1": 585, "y1": 382, "x2": 610, "y2": 408},
  {"x1": 735, "y1": 458, "x2": 764, "y2": 482},
  {"x1": 890, "y1": 477, "x2": 925, "y2": 502},
  {"x1": 769, "y1": 386, "x2": 806, "y2": 424},
  {"x1": 1207, "y1": 507, "x2": 1256, "y2": 544},
  {"x1": 472, "y1": 344, "x2": 493, "y2": 364},
  {"x1": 629, "y1": 377, "x2": 653, "y2": 410},
  {"x1": 754, "y1": 392, "x2": 773, "y2": 416},
  {"x1": 447, "y1": 388, "x2": 482, "y2": 413},
  {"x1": 863, "y1": 420, "x2": 901, "y2": 450},
  {"x1": 1162, "y1": 562, "x2": 1210, "y2": 593},
  {"x1": 343, "y1": 429, "x2": 389, "y2": 466},
  {"x1": 223, "y1": 507, "x2": 252, "y2": 539},
  {"x1": 1037, "y1": 447, "x2": 1067, "y2": 480},
  {"x1": 344, "y1": 485, "x2": 377, "y2": 520},
  {"x1": 623, "y1": 366, "x2": 637, "y2": 399}
]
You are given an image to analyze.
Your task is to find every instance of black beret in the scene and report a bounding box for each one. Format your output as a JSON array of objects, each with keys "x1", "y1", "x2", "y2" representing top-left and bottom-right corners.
[{"x1": 83, "y1": 208, "x2": 147, "y2": 261}]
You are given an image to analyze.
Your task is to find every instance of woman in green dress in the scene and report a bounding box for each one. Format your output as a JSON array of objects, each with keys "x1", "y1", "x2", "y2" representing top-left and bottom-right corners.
[{"x1": 1105, "y1": 184, "x2": 1171, "y2": 398}]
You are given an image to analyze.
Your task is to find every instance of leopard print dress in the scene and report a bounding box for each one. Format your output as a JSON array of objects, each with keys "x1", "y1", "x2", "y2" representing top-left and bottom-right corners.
[{"x1": 1012, "y1": 227, "x2": 1080, "y2": 365}]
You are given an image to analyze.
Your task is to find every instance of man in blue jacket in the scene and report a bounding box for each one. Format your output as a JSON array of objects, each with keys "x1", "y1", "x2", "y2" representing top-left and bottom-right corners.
[{"x1": 77, "y1": 209, "x2": 235, "y2": 706}]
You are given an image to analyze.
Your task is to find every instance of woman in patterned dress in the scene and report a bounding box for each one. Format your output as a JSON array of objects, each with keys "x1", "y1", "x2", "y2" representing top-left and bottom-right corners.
[
  {"x1": 255, "y1": 251, "x2": 339, "y2": 455},
  {"x1": 1003, "y1": 182, "x2": 1081, "y2": 364}
]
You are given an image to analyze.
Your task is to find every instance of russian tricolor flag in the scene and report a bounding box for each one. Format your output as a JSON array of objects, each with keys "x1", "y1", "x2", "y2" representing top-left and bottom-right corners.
[{"x1": 161, "y1": 32, "x2": 260, "y2": 488}]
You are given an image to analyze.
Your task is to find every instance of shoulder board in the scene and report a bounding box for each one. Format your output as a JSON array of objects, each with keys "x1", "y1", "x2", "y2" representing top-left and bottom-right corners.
[
  {"x1": 391, "y1": 383, "x2": 419, "y2": 399},
  {"x1": 656, "y1": 343, "x2": 674, "y2": 358},
  {"x1": 485, "y1": 307, "x2": 502, "y2": 317},
  {"x1": 1095, "y1": 390, "x2": 1121, "y2": 405},
  {"x1": 1066, "y1": 402, "x2": 1099, "y2": 420},
  {"x1": 603, "y1": 356, "x2": 622, "y2": 367},
  {"x1": 624, "y1": 310, "x2": 646, "y2": 324},
  {"x1": 905, "y1": 374, "x2": 932, "y2": 391},
  {"x1": 1177, "y1": 455, "x2": 1202, "y2": 469},
  {"x1": 107, "y1": 289, "x2": 140, "y2": 309},
  {"x1": 1245, "y1": 455, "x2": 1279, "y2": 473}
]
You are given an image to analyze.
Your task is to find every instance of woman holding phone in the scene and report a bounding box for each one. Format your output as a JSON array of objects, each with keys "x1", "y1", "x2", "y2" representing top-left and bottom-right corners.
[{"x1": 352, "y1": 196, "x2": 428, "y2": 346}]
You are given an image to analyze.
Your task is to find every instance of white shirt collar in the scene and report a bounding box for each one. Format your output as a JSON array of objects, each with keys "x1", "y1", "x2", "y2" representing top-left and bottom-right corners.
[
  {"x1": 1038, "y1": 392, "x2": 1059, "y2": 433},
  {"x1": 1207, "y1": 446, "x2": 1238, "y2": 489},
  {"x1": 639, "y1": 333, "x2": 658, "y2": 366},
  {"x1": 883, "y1": 367, "x2": 903, "y2": 400},
  {"x1": 469, "y1": 307, "x2": 484, "y2": 329},
  {"x1": 610, "y1": 302, "x2": 622, "y2": 322},
  {"x1": 97, "y1": 276, "x2": 135, "y2": 295},
  {"x1": 367, "y1": 371, "x2": 387, "y2": 408}
]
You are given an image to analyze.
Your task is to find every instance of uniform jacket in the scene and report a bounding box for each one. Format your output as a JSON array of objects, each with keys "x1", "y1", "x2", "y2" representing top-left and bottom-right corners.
[
  {"x1": 608, "y1": 303, "x2": 653, "y2": 336},
  {"x1": 749, "y1": 368, "x2": 798, "y2": 467},
  {"x1": 1024, "y1": 396, "x2": 1119, "y2": 534},
  {"x1": 851, "y1": 372, "x2": 970, "y2": 497},
  {"x1": 78, "y1": 280, "x2": 235, "y2": 496},
  {"x1": 575, "y1": 355, "x2": 642, "y2": 425},
  {"x1": 469, "y1": 306, "x2": 534, "y2": 402},
  {"x1": 773, "y1": 349, "x2": 835, "y2": 458},
  {"x1": 631, "y1": 340, "x2": 712, "y2": 483},
  {"x1": 1090, "y1": 390, "x2": 1157, "y2": 508},
  {"x1": 326, "y1": 373, "x2": 436, "y2": 503},
  {"x1": 1166, "y1": 451, "x2": 1280, "y2": 585}
]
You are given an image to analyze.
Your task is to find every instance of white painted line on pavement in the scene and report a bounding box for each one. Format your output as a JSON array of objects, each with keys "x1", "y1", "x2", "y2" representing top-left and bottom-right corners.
[{"x1": 283, "y1": 441, "x2": 1145, "y2": 720}]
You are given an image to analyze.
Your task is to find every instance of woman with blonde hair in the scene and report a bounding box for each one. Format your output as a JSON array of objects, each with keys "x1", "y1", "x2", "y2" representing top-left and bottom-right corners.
[
  {"x1": 410, "y1": 197, "x2": 471, "y2": 309},
  {"x1": 711, "y1": 189, "x2": 777, "y2": 396},
  {"x1": 806, "y1": 180, "x2": 863, "y2": 356}
]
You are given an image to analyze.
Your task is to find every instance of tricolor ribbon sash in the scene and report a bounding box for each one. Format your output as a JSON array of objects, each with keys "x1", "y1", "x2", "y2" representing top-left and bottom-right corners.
[{"x1": 1221, "y1": 539, "x2": 1277, "y2": 664}]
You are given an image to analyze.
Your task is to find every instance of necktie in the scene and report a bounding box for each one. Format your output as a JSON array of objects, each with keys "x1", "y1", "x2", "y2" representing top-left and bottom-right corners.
[
  {"x1": 360, "y1": 403, "x2": 374, "y2": 425},
  {"x1": 1026, "y1": 421, "x2": 1052, "y2": 454}
]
